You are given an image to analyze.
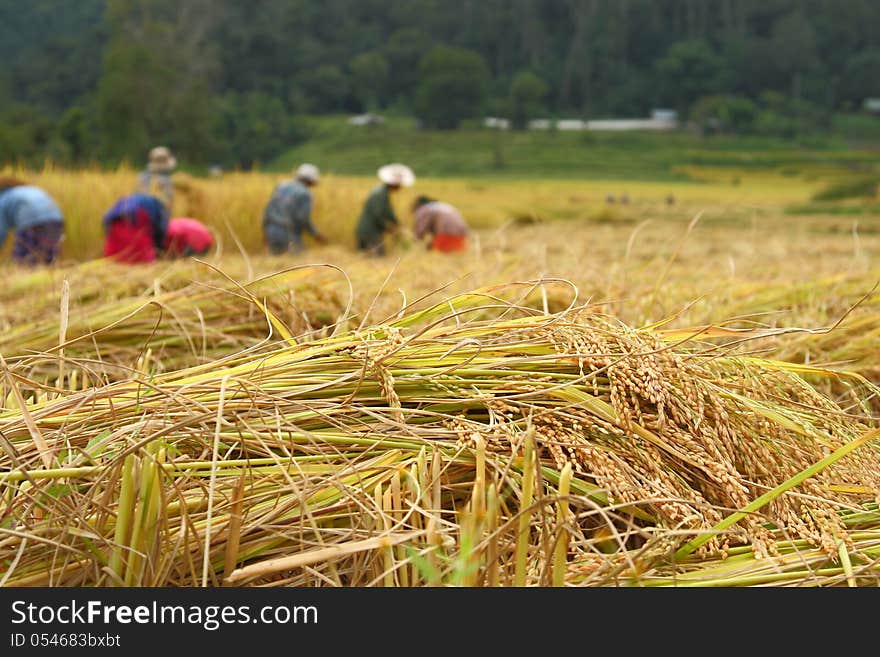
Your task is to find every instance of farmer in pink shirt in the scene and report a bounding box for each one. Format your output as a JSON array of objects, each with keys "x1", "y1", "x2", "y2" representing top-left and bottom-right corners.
[
  {"x1": 164, "y1": 217, "x2": 214, "y2": 257},
  {"x1": 412, "y1": 196, "x2": 469, "y2": 252}
]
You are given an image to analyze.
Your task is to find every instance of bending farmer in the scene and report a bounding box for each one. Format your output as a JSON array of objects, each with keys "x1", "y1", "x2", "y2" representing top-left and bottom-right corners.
[
  {"x1": 355, "y1": 163, "x2": 415, "y2": 256},
  {"x1": 262, "y1": 163, "x2": 326, "y2": 255},
  {"x1": 0, "y1": 177, "x2": 65, "y2": 266}
]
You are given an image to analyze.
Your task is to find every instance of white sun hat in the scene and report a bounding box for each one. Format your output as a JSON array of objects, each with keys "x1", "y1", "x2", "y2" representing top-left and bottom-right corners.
[
  {"x1": 295, "y1": 163, "x2": 320, "y2": 183},
  {"x1": 377, "y1": 163, "x2": 415, "y2": 187}
]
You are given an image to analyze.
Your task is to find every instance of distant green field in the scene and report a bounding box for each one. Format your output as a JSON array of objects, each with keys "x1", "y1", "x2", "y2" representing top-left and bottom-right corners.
[{"x1": 272, "y1": 115, "x2": 880, "y2": 181}]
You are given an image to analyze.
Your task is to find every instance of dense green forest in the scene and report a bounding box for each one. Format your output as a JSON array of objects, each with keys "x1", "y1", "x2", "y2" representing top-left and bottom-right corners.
[{"x1": 2, "y1": 0, "x2": 879, "y2": 169}]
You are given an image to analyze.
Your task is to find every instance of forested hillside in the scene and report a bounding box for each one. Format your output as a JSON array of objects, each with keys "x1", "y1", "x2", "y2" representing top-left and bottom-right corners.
[{"x1": 2, "y1": 0, "x2": 879, "y2": 168}]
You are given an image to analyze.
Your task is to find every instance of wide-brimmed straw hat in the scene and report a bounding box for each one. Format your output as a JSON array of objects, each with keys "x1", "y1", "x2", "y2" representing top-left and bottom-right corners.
[
  {"x1": 377, "y1": 163, "x2": 415, "y2": 187},
  {"x1": 295, "y1": 163, "x2": 320, "y2": 184},
  {"x1": 148, "y1": 146, "x2": 177, "y2": 173}
]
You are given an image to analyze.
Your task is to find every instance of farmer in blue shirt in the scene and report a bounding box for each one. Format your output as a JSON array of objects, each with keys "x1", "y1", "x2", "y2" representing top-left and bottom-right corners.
[
  {"x1": 0, "y1": 178, "x2": 65, "y2": 265},
  {"x1": 262, "y1": 163, "x2": 327, "y2": 255}
]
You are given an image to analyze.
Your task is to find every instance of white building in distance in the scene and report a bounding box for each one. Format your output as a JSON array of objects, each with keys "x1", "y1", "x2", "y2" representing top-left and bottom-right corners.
[{"x1": 485, "y1": 109, "x2": 679, "y2": 132}]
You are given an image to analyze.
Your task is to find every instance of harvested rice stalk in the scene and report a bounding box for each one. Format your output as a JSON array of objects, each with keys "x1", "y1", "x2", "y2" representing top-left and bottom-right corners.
[{"x1": 1, "y1": 287, "x2": 879, "y2": 586}]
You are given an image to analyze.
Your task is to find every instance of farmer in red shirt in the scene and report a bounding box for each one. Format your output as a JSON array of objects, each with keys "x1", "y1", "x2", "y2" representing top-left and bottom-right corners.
[{"x1": 102, "y1": 194, "x2": 168, "y2": 264}]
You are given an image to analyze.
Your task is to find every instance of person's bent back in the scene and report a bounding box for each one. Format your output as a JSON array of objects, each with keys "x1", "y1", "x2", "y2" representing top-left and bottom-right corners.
[
  {"x1": 103, "y1": 194, "x2": 169, "y2": 264},
  {"x1": 412, "y1": 196, "x2": 468, "y2": 253},
  {"x1": 262, "y1": 164, "x2": 325, "y2": 255},
  {"x1": 164, "y1": 217, "x2": 214, "y2": 257},
  {"x1": 0, "y1": 179, "x2": 65, "y2": 266}
]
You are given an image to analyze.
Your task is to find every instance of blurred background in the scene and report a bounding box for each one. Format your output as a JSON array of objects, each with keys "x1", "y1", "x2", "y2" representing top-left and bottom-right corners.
[{"x1": 1, "y1": 0, "x2": 879, "y2": 176}]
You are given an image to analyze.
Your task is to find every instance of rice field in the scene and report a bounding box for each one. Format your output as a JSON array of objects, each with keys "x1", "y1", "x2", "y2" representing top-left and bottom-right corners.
[{"x1": 1, "y1": 165, "x2": 880, "y2": 587}]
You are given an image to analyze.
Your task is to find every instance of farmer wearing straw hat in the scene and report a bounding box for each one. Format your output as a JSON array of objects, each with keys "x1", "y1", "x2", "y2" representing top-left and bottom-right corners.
[
  {"x1": 0, "y1": 177, "x2": 65, "y2": 266},
  {"x1": 355, "y1": 163, "x2": 415, "y2": 256},
  {"x1": 262, "y1": 163, "x2": 327, "y2": 255},
  {"x1": 136, "y1": 146, "x2": 177, "y2": 211}
]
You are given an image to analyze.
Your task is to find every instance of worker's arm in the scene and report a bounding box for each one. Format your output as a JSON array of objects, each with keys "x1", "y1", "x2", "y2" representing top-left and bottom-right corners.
[
  {"x1": 413, "y1": 206, "x2": 432, "y2": 239},
  {"x1": 304, "y1": 219, "x2": 329, "y2": 244},
  {"x1": 300, "y1": 196, "x2": 328, "y2": 243},
  {"x1": 300, "y1": 194, "x2": 317, "y2": 236},
  {"x1": 382, "y1": 191, "x2": 399, "y2": 228}
]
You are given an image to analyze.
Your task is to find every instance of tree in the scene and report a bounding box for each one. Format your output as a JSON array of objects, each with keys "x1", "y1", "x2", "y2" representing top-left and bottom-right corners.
[
  {"x1": 690, "y1": 95, "x2": 758, "y2": 135},
  {"x1": 0, "y1": 104, "x2": 53, "y2": 165},
  {"x1": 656, "y1": 40, "x2": 726, "y2": 114},
  {"x1": 382, "y1": 28, "x2": 429, "y2": 109},
  {"x1": 751, "y1": 91, "x2": 825, "y2": 138},
  {"x1": 95, "y1": 41, "x2": 160, "y2": 160},
  {"x1": 57, "y1": 106, "x2": 90, "y2": 163},
  {"x1": 96, "y1": 0, "x2": 222, "y2": 162},
  {"x1": 558, "y1": 0, "x2": 598, "y2": 113},
  {"x1": 215, "y1": 92, "x2": 306, "y2": 169},
  {"x1": 7, "y1": 0, "x2": 880, "y2": 165},
  {"x1": 349, "y1": 51, "x2": 389, "y2": 112},
  {"x1": 415, "y1": 46, "x2": 489, "y2": 129},
  {"x1": 720, "y1": 35, "x2": 776, "y2": 99},
  {"x1": 770, "y1": 10, "x2": 818, "y2": 102},
  {"x1": 839, "y1": 49, "x2": 880, "y2": 107},
  {"x1": 509, "y1": 70, "x2": 549, "y2": 129},
  {"x1": 299, "y1": 65, "x2": 351, "y2": 113}
]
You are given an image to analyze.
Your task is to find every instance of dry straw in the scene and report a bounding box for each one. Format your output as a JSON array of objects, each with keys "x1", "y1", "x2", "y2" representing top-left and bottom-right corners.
[{"x1": 2, "y1": 280, "x2": 879, "y2": 586}]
